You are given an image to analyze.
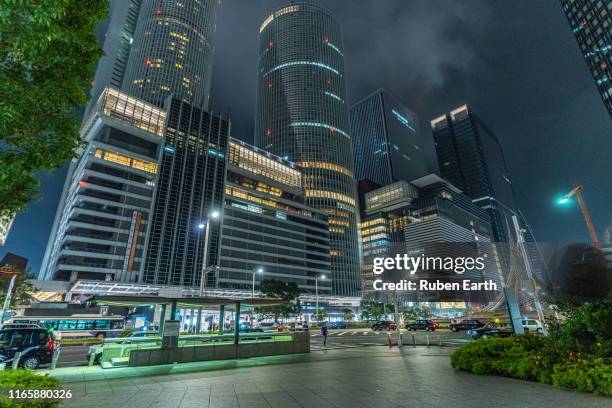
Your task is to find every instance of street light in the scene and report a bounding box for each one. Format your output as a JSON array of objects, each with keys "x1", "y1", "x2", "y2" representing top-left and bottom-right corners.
[
  {"x1": 556, "y1": 185, "x2": 600, "y2": 248},
  {"x1": 252, "y1": 267, "x2": 264, "y2": 298},
  {"x1": 315, "y1": 274, "x2": 326, "y2": 321},
  {"x1": 199, "y1": 210, "x2": 221, "y2": 296}
]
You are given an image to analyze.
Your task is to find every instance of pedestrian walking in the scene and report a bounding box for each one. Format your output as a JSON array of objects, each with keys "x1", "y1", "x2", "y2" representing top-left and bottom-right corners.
[{"x1": 321, "y1": 325, "x2": 328, "y2": 347}]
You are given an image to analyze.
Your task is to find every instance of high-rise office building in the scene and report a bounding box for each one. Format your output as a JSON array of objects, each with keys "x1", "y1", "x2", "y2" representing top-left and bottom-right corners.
[
  {"x1": 359, "y1": 181, "x2": 416, "y2": 291},
  {"x1": 560, "y1": 0, "x2": 612, "y2": 117},
  {"x1": 0, "y1": 213, "x2": 16, "y2": 246},
  {"x1": 123, "y1": 0, "x2": 219, "y2": 108},
  {"x1": 431, "y1": 104, "x2": 518, "y2": 244},
  {"x1": 358, "y1": 175, "x2": 501, "y2": 294},
  {"x1": 40, "y1": 88, "x2": 166, "y2": 281},
  {"x1": 142, "y1": 99, "x2": 228, "y2": 287},
  {"x1": 86, "y1": 0, "x2": 143, "y2": 116},
  {"x1": 405, "y1": 175, "x2": 501, "y2": 299},
  {"x1": 219, "y1": 139, "x2": 331, "y2": 294},
  {"x1": 255, "y1": 3, "x2": 361, "y2": 296},
  {"x1": 350, "y1": 89, "x2": 434, "y2": 186}
]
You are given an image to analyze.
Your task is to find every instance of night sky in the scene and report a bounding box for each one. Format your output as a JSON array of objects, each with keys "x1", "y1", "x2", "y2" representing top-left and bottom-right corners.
[{"x1": 2, "y1": 0, "x2": 611, "y2": 277}]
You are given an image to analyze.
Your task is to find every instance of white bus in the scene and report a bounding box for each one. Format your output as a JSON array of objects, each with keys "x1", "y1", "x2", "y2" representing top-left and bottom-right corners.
[{"x1": 7, "y1": 315, "x2": 126, "y2": 338}]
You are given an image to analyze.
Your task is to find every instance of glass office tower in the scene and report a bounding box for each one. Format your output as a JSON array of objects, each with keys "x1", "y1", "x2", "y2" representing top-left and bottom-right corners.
[
  {"x1": 431, "y1": 104, "x2": 518, "y2": 245},
  {"x1": 560, "y1": 0, "x2": 612, "y2": 118},
  {"x1": 142, "y1": 99, "x2": 229, "y2": 288},
  {"x1": 350, "y1": 89, "x2": 434, "y2": 186},
  {"x1": 255, "y1": 3, "x2": 361, "y2": 296},
  {"x1": 123, "y1": 0, "x2": 219, "y2": 108}
]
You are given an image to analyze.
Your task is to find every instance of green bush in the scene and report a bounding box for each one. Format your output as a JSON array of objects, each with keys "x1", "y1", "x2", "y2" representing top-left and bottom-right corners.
[
  {"x1": 451, "y1": 302, "x2": 612, "y2": 396},
  {"x1": 0, "y1": 369, "x2": 61, "y2": 407},
  {"x1": 552, "y1": 358, "x2": 612, "y2": 396}
]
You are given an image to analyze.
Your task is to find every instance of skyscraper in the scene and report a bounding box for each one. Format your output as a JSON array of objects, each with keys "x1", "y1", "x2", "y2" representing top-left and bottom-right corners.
[
  {"x1": 255, "y1": 4, "x2": 361, "y2": 296},
  {"x1": 42, "y1": 0, "x2": 222, "y2": 286},
  {"x1": 86, "y1": 0, "x2": 143, "y2": 116},
  {"x1": 123, "y1": 0, "x2": 219, "y2": 108},
  {"x1": 142, "y1": 99, "x2": 228, "y2": 287},
  {"x1": 560, "y1": 0, "x2": 612, "y2": 117},
  {"x1": 219, "y1": 138, "x2": 331, "y2": 294},
  {"x1": 350, "y1": 89, "x2": 435, "y2": 186},
  {"x1": 431, "y1": 104, "x2": 518, "y2": 244}
]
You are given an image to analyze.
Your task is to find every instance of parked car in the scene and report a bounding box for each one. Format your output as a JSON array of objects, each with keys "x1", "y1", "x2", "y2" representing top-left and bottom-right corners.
[
  {"x1": 449, "y1": 319, "x2": 484, "y2": 332},
  {"x1": 522, "y1": 319, "x2": 544, "y2": 333},
  {"x1": 0, "y1": 327, "x2": 59, "y2": 369},
  {"x1": 371, "y1": 321, "x2": 397, "y2": 331},
  {"x1": 328, "y1": 322, "x2": 347, "y2": 329},
  {"x1": 405, "y1": 319, "x2": 438, "y2": 331},
  {"x1": 467, "y1": 321, "x2": 513, "y2": 340}
]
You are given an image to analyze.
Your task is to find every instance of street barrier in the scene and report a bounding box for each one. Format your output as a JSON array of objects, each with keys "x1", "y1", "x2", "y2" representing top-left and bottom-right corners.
[{"x1": 50, "y1": 349, "x2": 61, "y2": 370}]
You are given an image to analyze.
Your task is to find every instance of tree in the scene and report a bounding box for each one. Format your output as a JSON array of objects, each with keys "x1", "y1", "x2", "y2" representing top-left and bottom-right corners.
[
  {"x1": 254, "y1": 279, "x2": 302, "y2": 322},
  {"x1": 314, "y1": 308, "x2": 328, "y2": 322},
  {"x1": 360, "y1": 301, "x2": 386, "y2": 321},
  {"x1": 259, "y1": 279, "x2": 301, "y2": 301},
  {"x1": 342, "y1": 308, "x2": 354, "y2": 321},
  {"x1": 0, "y1": 268, "x2": 33, "y2": 307},
  {"x1": 0, "y1": 0, "x2": 108, "y2": 217}
]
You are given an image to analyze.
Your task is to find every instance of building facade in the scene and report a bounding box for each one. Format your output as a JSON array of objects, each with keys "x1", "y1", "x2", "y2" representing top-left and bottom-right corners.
[
  {"x1": 431, "y1": 104, "x2": 518, "y2": 245},
  {"x1": 123, "y1": 0, "x2": 219, "y2": 108},
  {"x1": 350, "y1": 89, "x2": 434, "y2": 186},
  {"x1": 86, "y1": 0, "x2": 143, "y2": 116},
  {"x1": 218, "y1": 138, "x2": 332, "y2": 294},
  {"x1": 359, "y1": 181, "x2": 417, "y2": 291},
  {"x1": 404, "y1": 176, "x2": 501, "y2": 300},
  {"x1": 255, "y1": 3, "x2": 361, "y2": 296},
  {"x1": 141, "y1": 99, "x2": 228, "y2": 287},
  {"x1": 560, "y1": 0, "x2": 612, "y2": 117},
  {"x1": 40, "y1": 88, "x2": 166, "y2": 281}
]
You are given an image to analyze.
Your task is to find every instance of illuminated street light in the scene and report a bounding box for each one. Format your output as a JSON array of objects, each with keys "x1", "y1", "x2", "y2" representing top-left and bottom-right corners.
[
  {"x1": 199, "y1": 209, "x2": 221, "y2": 296},
  {"x1": 252, "y1": 267, "x2": 264, "y2": 298},
  {"x1": 557, "y1": 196, "x2": 570, "y2": 205}
]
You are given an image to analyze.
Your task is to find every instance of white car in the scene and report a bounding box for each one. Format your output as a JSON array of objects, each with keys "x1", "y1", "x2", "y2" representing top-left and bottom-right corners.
[{"x1": 522, "y1": 319, "x2": 543, "y2": 333}]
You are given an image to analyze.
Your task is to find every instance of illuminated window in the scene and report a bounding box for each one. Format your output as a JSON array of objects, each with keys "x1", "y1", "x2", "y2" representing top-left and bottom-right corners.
[
  {"x1": 298, "y1": 161, "x2": 353, "y2": 177},
  {"x1": 94, "y1": 148, "x2": 157, "y2": 174}
]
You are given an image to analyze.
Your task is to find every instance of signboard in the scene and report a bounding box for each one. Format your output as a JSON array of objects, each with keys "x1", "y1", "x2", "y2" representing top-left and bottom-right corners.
[
  {"x1": 99, "y1": 305, "x2": 109, "y2": 316},
  {"x1": 162, "y1": 320, "x2": 180, "y2": 337}
]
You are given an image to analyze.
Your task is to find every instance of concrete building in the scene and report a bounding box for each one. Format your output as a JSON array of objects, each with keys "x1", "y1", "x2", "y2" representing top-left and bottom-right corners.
[
  {"x1": 255, "y1": 3, "x2": 360, "y2": 296},
  {"x1": 40, "y1": 88, "x2": 165, "y2": 281},
  {"x1": 218, "y1": 138, "x2": 331, "y2": 294}
]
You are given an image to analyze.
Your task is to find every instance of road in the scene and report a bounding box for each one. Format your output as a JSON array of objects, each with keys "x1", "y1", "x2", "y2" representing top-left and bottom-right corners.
[
  {"x1": 310, "y1": 328, "x2": 471, "y2": 350},
  {"x1": 55, "y1": 328, "x2": 471, "y2": 367}
]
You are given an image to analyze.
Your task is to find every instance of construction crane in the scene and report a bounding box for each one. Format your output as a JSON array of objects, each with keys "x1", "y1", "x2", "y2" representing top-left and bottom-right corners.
[{"x1": 558, "y1": 185, "x2": 600, "y2": 249}]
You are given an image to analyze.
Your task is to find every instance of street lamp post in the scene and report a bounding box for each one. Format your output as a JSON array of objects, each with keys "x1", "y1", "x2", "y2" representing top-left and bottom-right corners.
[
  {"x1": 315, "y1": 274, "x2": 326, "y2": 321},
  {"x1": 198, "y1": 210, "x2": 220, "y2": 297},
  {"x1": 252, "y1": 267, "x2": 264, "y2": 298}
]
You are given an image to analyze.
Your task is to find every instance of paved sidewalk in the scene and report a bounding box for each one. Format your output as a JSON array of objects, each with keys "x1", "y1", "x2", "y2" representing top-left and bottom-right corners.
[{"x1": 55, "y1": 347, "x2": 609, "y2": 408}]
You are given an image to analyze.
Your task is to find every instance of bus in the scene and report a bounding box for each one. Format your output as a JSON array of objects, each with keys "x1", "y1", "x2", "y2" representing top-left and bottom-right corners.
[{"x1": 6, "y1": 315, "x2": 126, "y2": 338}]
